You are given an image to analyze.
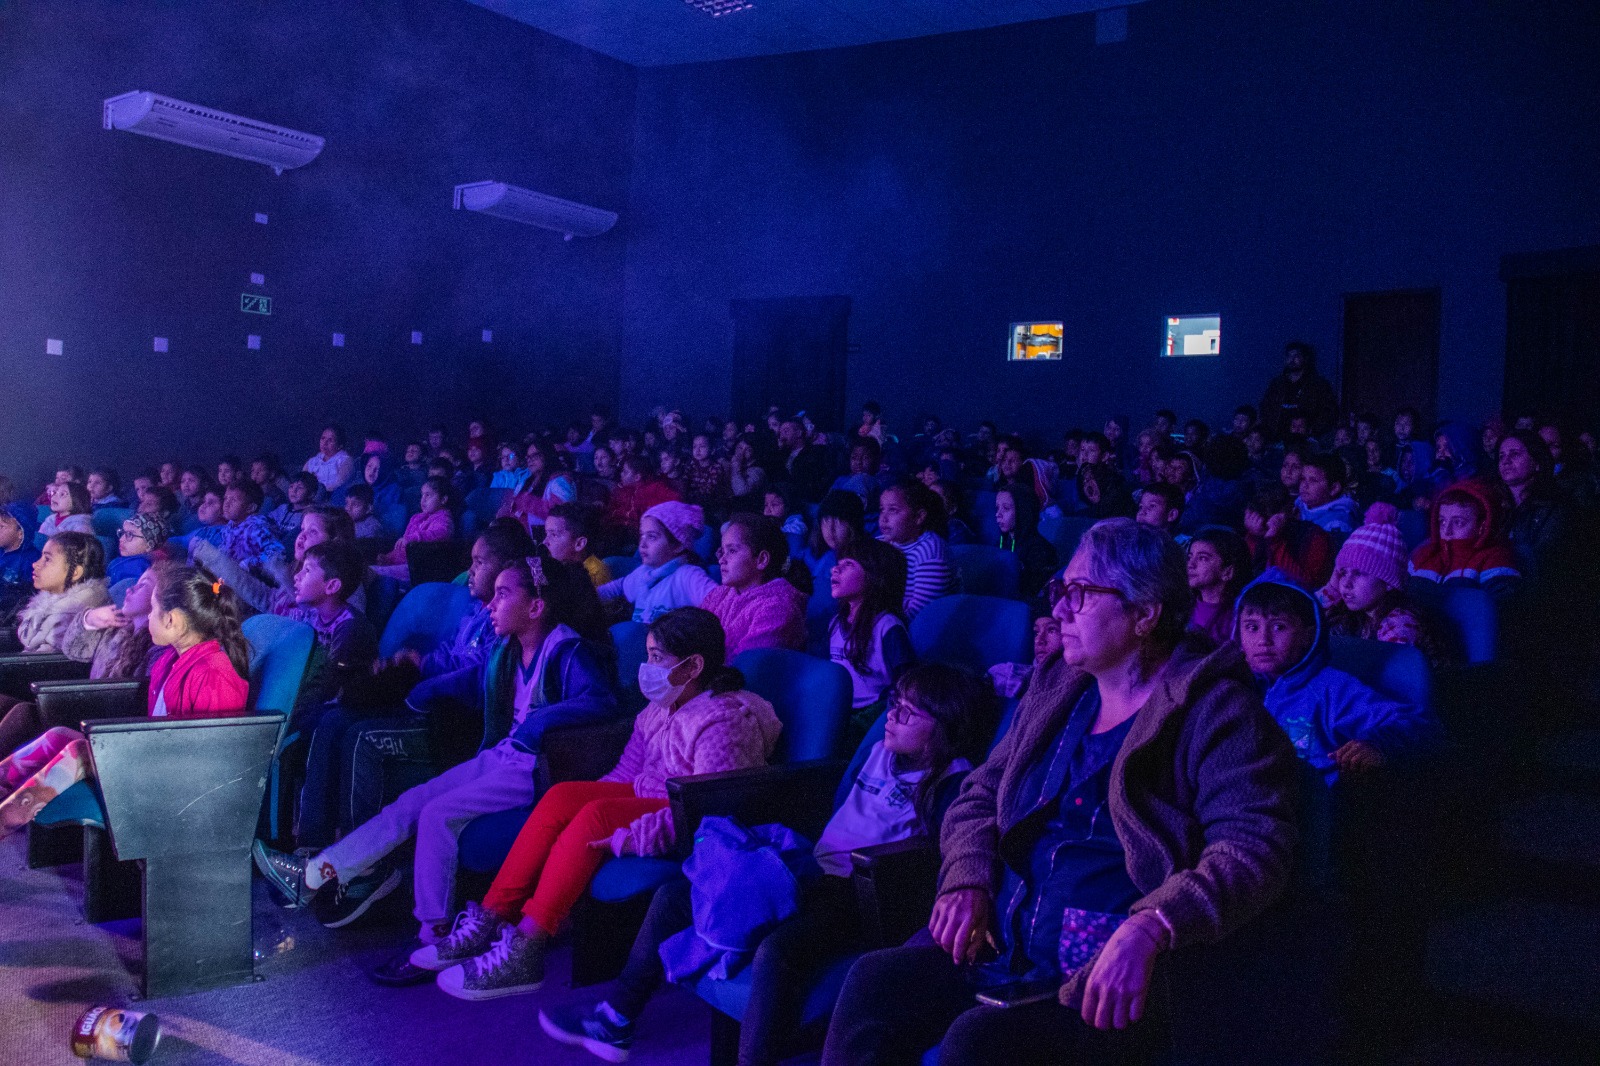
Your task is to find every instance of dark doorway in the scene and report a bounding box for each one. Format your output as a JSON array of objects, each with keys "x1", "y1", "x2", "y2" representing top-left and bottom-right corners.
[
  {"x1": 731, "y1": 296, "x2": 850, "y2": 430},
  {"x1": 1341, "y1": 288, "x2": 1441, "y2": 427},
  {"x1": 1502, "y1": 247, "x2": 1600, "y2": 426}
]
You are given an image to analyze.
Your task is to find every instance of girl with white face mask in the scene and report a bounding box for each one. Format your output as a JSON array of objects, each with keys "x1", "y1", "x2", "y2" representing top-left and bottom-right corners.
[{"x1": 423, "y1": 607, "x2": 784, "y2": 1003}]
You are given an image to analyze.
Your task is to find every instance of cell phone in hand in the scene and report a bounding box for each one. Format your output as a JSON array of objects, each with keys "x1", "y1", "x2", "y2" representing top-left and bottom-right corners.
[{"x1": 975, "y1": 978, "x2": 1059, "y2": 1009}]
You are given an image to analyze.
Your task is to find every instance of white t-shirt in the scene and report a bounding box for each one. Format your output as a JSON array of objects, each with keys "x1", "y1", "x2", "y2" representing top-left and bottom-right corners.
[
  {"x1": 509, "y1": 624, "x2": 578, "y2": 731},
  {"x1": 813, "y1": 742, "x2": 970, "y2": 876},
  {"x1": 829, "y1": 611, "x2": 907, "y2": 710}
]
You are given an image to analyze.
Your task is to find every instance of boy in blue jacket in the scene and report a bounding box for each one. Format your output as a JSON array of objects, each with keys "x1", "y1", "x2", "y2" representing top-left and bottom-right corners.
[
  {"x1": 1237, "y1": 570, "x2": 1440, "y2": 783},
  {"x1": 0, "y1": 508, "x2": 40, "y2": 626},
  {"x1": 255, "y1": 554, "x2": 618, "y2": 937}
]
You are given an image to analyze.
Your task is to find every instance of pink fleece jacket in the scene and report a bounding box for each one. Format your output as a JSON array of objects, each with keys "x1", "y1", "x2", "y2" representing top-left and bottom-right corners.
[
  {"x1": 700, "y1": 578, "x2": 808, "y2": 660},
  {"x1": 601, "y1": 687, "x2": 783, "y2": 856},
  {"x1": 377, "y1": 508, "x2": 455, "y2": 566}
]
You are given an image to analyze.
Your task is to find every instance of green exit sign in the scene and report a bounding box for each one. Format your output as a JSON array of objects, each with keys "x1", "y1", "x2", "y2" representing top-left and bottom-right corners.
[{"x1": 241, "y1": 294, "x2": 272, "y2": 315}]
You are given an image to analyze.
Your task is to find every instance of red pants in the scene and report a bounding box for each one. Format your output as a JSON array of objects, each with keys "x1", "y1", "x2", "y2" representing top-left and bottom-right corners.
[{"x1": 481, "y1": 780, "x2": 667, "y2": 933}]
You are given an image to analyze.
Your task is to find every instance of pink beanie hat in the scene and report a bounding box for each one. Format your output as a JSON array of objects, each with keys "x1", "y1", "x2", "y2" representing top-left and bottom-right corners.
[
  {"x1": 642, "y1": 501, "x2": 705, "y2": 549},
  {"x1": 1335, "y1": 509, "x2": 1407, "y2": 590}
]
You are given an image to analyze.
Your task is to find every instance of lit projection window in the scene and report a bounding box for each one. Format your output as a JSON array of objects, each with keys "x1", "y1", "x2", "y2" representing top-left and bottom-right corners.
[
  {"x1": 1008, "y1": 322, "x2": 1064, "y2": 361},
  {"x1": 684, "y1": 0, "x2": 753, "y2": 14},
  {"x1": 1163, "y1": 315, "x2": 1220, "y2": 357}
]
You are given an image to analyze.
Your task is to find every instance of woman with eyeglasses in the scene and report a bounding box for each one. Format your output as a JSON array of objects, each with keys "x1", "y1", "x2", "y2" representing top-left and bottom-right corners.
[
  {"x1": 540, "y1": 661, "x2": 998, "y2": 1065},
  {"x1": 822, "y1": 518, "x2": 1300, "y2": 1066}
]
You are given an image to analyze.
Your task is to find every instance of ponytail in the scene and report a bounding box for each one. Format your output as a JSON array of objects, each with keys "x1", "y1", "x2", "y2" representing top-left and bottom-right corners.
[
  {"x1": 48, "y1": 532, "x2": 106, "y2": 589},
  {"x1": 155, "y1": 566, "x2": 252, "y2": 679}
]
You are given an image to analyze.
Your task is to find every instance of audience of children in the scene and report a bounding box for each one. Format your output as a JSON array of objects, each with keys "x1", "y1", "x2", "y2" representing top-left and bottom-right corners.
[{"x1": 11, "y1": 388, "x2": 1597, "y2": 1065}]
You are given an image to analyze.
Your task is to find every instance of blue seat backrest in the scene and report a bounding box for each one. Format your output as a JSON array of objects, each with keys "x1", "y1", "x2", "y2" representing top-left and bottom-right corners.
[
  {"x1": 732, "y1": 647, "x2": 853, "y2": 762},
  {"x1": 1039, "y1": 514, "x2": 1094, "y2": 567},
  {"x1": 242, "y1": 614, "x2": 316, "y2": 720},
  {"x1": 91, "y1": 507, "x2": 134, "y2": 538},
  {"x1": 1328, "y1": 635, "x2": 1431, "y2": 711},
  {"x1": 611, "y1": 621, "x2": 650, "y2": 710},
  {"x1": 108, "y1": 578, "x2": 134, "y2": 607},
  {"x1": 1397, "y1": 509, "x2": 1429, "y2": 552},
  {"x1": 464, "y1": 486, "x2": 506, "y2": 524},
  {"x1": 1440, "y1": 585, "x2": 1496, "y2": 665},
  {"x1": 909, "y1": 595, "x2": 1033, "y2": 675},
  {"x1": 378, "y1": 501, "x2": 409, "y2": 539},
  {"x1": 971, "y1": 490, "x2": 1000, "y2": 543},
  {"x1": 604, "y1": 555, "x2": 641, "y2": 580},
  {"x1": 693, "y1": 524, "x2": 718, "y2": 561},
  {"x1": 378, "y1": 582, "x2": 478, "y2": 659},
  {"x1": 950, "y1": 544, "x2": 1021, "y2": 599}
]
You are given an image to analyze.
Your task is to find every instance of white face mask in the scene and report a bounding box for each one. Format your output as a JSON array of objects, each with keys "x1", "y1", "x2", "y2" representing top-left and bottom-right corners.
[{"x1": 638, "y1": 657, "x2": 693, "y2": 705}]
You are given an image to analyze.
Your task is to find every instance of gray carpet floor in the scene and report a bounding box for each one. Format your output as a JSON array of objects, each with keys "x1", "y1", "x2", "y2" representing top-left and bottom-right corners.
[{"x1": 0, "y1": 834, "x2": 712, "y2": 1065}]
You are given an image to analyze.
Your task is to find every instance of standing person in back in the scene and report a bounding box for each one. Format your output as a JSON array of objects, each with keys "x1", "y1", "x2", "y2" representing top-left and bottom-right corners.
[{"x1": 1259, "y1": 340, "x2": 1338, "y2": 438}]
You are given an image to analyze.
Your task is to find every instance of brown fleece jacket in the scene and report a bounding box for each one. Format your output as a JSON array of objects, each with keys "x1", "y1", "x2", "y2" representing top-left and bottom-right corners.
[{"x1": 937, "y1": 634, "x2": 1300, "y2": 1008}]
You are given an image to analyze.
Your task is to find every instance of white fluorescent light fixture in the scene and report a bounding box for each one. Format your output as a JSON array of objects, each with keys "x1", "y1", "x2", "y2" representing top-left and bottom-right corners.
[
  {"x1": 103, "y1": 91, "x2": 324, "y2": 174},
  {"x1": 453, "y1": 181, "x2": 618, "y2": 240}
]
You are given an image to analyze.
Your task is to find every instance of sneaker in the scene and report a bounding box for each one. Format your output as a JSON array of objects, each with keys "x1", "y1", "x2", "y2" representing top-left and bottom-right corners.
[
  {"x1": 410, "y1": 902, "x2": 506, "y2": 971},
  {"x1": 314, "y1": 866, "x2": 403, "y2": 929},
  {"x1": 538, "y1": 1004, "x2": 634, "y2": 1063},
  {"x1": 252, "y1": 839, "x2": 312, "y2": 908},
  {"x1": 369, "y1": 950, "x2": 439, "y2": 988},
  {"x1": 435, "y1": 927, "x2": 545, "y2": 1001}
]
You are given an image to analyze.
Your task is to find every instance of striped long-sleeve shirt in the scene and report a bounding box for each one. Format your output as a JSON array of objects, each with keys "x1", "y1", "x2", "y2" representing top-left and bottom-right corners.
[{"x1": 885, "y1": 531, "x2": 957, "y2": 618}]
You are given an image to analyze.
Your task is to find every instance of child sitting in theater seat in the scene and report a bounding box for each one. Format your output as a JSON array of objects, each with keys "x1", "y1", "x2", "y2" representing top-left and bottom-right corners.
[
  {"x1": 703, "y1": 513, "x2": 808, "y2": 659},
  {"x1": 1184, "y1": 526, "x2": 1250, "y2": 646},
  {"x1": 13, "y1": 532, "x2": 109, "y2": 655},
  {"x1": 876, "y1": 480, "x2": 957, "y2": 619},
  {"x1": 829, "y1": 537, "x2": 914, "y2": 724},
  {"x1": 1238, "y1": 571, "x2": 1440, "y2": 784},
  {"x1": 1407, "y1": 481, "x2": 1521, "y2": 598},
  {"x1": 1316, "y1": 504, "x2": 1410, "y2": 640},
  {"x1": 343, "y1": 484, "x2": 384, "y2": 539},
  {"x1": 371, "y1": 475, "x2": 457, "y2": 582},
  {"x1": 542, "y1": 503, "x2": 612, "y2": 589},
  {"x1": 1295, "y1": 454, "x2": 1360, "y2": 536},
  {"x1": 598, "y1": 501, "x2": 716, "y2": 623},
  {"x1": 0, "y1": 566, "x2": 249, "y2": 836},
  {"x1": 418, "y1": 608, "x2": 781, "y2": 1002},
  {"x1": 253, "y1": 555, "x2": 615, "y2": 938},
  {"x1": 538, "y1": 662, "x2": 994, "y2": 1065},
  {"x1": 1243, "y1": 484, "x2": 1334, "y2": 591}
]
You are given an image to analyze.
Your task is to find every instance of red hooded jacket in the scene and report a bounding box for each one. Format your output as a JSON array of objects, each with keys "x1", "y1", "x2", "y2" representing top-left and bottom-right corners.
[{"x1": 1408, "y1": 479, "x2": 1520, "y2": 587}]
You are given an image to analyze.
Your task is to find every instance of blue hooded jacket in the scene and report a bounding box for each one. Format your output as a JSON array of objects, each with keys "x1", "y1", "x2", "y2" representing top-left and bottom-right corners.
[
  {"x1": 1238, "y1": 570, "x2": 1441, "y2": 784},
  {"x1": 407, "y1": 628, "x2": 617, "y2": 755}
]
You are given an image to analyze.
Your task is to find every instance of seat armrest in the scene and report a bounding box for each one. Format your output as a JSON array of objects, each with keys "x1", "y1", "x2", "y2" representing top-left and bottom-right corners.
[
  {"x1": 535, "y1": 715, "x2": 638, "y2": 790},
  {"x1": 33, "y1": 679, "x2": 148, "y2": 729},
  {"x1": 0, "y1": 653, "x2": 91, "y2": 699},
  {"x1": 850, "y1": 839, "x2": 942, "y2": 949},
  {"x1": 667, "y1": 760, "x2": 846, "y2": 856}
]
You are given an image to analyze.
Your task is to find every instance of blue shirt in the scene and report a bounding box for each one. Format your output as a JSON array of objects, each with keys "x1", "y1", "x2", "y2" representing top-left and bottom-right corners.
[{"x1": 997, "y1": 685, "x2": 1140, "y2": 977}]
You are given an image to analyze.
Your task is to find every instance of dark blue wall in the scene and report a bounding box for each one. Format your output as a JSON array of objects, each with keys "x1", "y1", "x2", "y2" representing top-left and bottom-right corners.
[
  {"x1": 0, "y1": 0, "x2": 635, "y2": 483},
  {"x1": 621, "y1": 0, "x2": 1600, "y2": 433}
]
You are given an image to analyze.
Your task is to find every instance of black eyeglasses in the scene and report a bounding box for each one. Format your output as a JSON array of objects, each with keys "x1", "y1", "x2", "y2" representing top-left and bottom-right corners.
[
  {"x1": 886, "y1": 694, "x2": 932, "y2": 725},
  {"x1": 1047, "y1": 579, "x2": 1125, "y2": 614}
]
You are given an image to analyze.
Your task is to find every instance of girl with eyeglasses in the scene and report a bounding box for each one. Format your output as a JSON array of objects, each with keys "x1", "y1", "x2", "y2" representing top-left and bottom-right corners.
[{"x1": 539, "y1": 661, "x2": 997, "y2": 1065}]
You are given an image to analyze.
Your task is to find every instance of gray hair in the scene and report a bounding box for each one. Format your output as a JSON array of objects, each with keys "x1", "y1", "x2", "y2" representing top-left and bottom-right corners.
[{"x1": 1075, "y1": 518, "x2": 1193, "y2": 648}]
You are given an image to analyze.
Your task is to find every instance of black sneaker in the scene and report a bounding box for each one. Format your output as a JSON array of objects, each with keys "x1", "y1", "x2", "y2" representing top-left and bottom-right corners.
[
  {"x1": 436, "y1": 927, "x2": 546, "y2": 1001},
  {"x1": 539, "y1": 1003, "x2": 634, "y2": 1063},
  {"x1": 252, "y1": 840, "x2": 312, "y2": 908},
  {"x1": 314, "y1": 866, "x2": 403, "y2": 929}
]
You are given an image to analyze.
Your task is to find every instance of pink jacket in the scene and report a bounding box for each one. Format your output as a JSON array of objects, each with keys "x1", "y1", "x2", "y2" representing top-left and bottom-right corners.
[
  {"x1": 602, "y1": 688, "x2": 783, "y2": 856},
  {"x1": 378, "y1": 508, "x2": 455, "y2": 566},
  {"x1": 700, "y1": 579, "x2": 808, "y2": 660},
  {"x1": 147, "y1": 640, "x2": 250, "y2": 719}
]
